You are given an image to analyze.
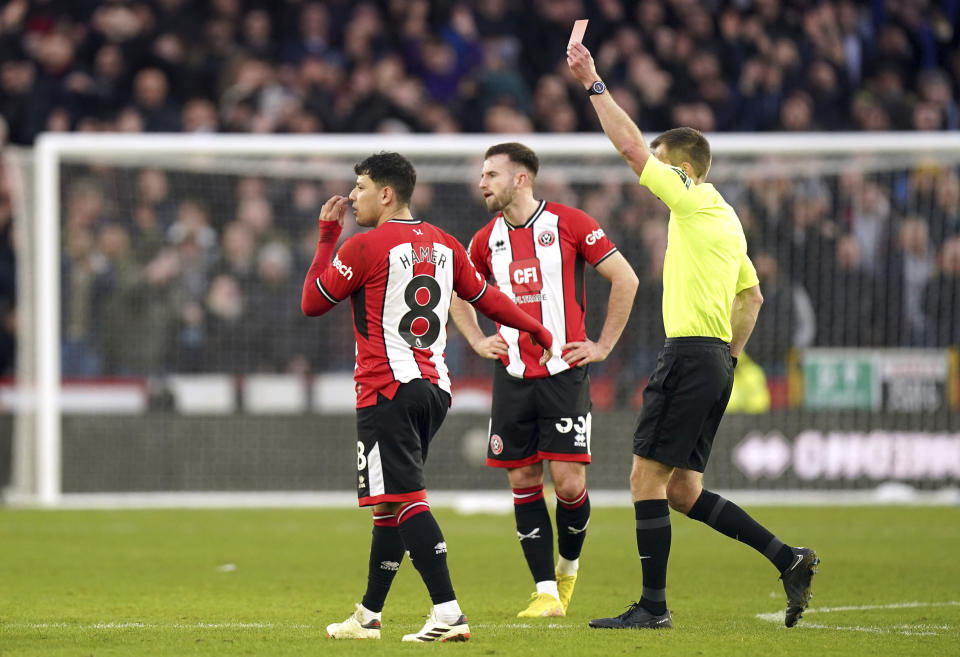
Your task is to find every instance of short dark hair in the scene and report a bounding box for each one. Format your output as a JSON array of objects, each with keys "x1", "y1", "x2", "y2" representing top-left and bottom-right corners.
[
  {"x1": 354, "y1": 152, "x2": 416, "y2": 206},
  {"x1": 650, "y1": 127, "x2": 712, "y2": 179},
  {"x1": 484, "y1": 142, "x2": 540, "y2": 177}
]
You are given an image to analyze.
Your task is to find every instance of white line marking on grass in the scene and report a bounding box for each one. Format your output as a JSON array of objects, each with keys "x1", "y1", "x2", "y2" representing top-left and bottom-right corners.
[
  {"x1": 17, "y1": 622, "x2": 312, "y2": 630},
  {"x1": 473, "y1": 623, "x2": 567, "y2": 629},
  {"x1": 755, "y1": 601, "x2": 960, "y2": 635}
]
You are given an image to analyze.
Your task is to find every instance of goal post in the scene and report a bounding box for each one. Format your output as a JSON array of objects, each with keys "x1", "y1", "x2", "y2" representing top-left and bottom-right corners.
[{"x1": 5, "y1": 131, "x2": 960, "y2": 507}]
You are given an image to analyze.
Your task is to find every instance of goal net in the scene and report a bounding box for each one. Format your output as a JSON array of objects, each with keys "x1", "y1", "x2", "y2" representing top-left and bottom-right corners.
[{"x1": 3, "y1": 133, "x2": 959, "y2": 507}]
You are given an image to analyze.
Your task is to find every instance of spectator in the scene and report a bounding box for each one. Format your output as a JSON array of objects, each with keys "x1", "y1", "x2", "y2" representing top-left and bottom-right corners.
[
  {"x1": 816, "y1": 235, "x2": 877, "y2": 347},
  {"x1": 201, "y1": 272, "x2": 256, "y2": 374},
  {"x1": 882, "y1": 217, "x2": 934, "y2": 346},
  {"x1": 0, "y1": 299, "x2": 14, "y2": 377},
  {"x1": 212, "y1": 221, "x2": 258, "y2": 287},
  {"x1": 924, "y1": 236, "x2": 960, "y2": 347},
  {"x1": 27, "y1": 31, "x2": 78, "y2": 140},
  {"x1": 849, "y1": 180, "x2": 893, "y2": 276},
  {"x1": 916, "y1": 69, "x2": 959, "y2": 130},
  {"x1": 751, "y1": 251, "x2": 815, "y2": 373},
  {"x1": 246, "y1": 241, "x2": 302, "y2": 372},
  {"x1": 131, "y1": 68, "x2": 180, "y2": 132},
  {"x1": 181, "y1": 97, "x2": 219, "y2": 133},
  {"x1": 280, "y1": 2, "x2": 340, "y2": 66},
  {"x1": 930, "y1": 170, "x2": 960, "y2": 249}
]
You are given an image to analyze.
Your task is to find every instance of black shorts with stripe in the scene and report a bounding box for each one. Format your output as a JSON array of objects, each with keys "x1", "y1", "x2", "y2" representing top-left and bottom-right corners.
[
  {"x1": 632, "y1": 337, "x2": 734, "y2": 472},
  {"x1": 487, "y1": 362, "x2": 592, "y2": 468},
  {"x1": 355, "y1": 379, "x2": 449, "y2": 506}
]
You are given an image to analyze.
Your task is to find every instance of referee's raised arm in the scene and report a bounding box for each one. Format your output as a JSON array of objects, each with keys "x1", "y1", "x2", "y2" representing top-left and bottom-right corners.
[{"x1": 566, "y1": 42, "x2": 650, "y2": 178}]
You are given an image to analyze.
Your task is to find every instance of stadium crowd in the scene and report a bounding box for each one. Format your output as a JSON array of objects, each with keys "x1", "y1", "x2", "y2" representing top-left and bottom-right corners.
[{"x1": 0, "y1": 0, "x2": 959, "y2": 405}]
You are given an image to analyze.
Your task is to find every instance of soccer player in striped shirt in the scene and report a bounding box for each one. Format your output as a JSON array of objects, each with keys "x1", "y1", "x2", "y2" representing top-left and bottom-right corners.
[
  {"x1": 302, "y1": 152, "x2": 556, "y2": 642},
  {"x1": 568, "y1": 42, "x2": 818, "y2": 630},
  {"x1": 450, "y1": 142, "x2": 639, "y2": 618}
]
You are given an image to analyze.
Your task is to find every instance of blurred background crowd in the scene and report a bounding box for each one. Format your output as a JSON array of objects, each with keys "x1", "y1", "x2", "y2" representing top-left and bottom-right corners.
[{"x1": 0, "y1": 0, "x2": 959, "y2": 408}]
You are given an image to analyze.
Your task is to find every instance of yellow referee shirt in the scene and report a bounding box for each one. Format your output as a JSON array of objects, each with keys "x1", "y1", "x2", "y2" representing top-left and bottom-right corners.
[{"x1": 638, "y1": 155, "x2": 759, "y2": 342}]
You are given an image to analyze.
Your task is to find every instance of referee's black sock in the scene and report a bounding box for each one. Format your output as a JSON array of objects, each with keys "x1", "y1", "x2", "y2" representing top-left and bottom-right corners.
[
  {"x1": 556, "y1": 487, "x2": 590, "y2": 561},
  {"x1": 396, "y1": 501, "x2": 456, "y2": 605},
  {"x1": 361, "y1": 512, "x2": 404, "y2": 613},
  {"x1": 635, "y1": 499, "x2": 671, "y2": 616},
  {"x1": 687, "y1": 489, "x2": 795, "y2": 573},
  {"x1": 513, "y1": 485, "x2": 556, "y2": 583}
]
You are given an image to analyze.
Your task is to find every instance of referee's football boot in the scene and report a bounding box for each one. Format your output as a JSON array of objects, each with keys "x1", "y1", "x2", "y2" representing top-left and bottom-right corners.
[
  {"x1": 517, "y1": 592, "x2": 565, "y2": 618},
  {"x1": 401, "y1": 608, "x2": 470, "y2": 642},
  {"x1": 780, "y1": 546, "x2": 820, "y2": 628},
  {"x1": 589, "y1": 602, "x2": 673, "y2": 629},
  {"x1": 326, "y1": 603, "x2": 381, "y2": 639},
  {"x1": 556, "y1": 569, "x2": 578, "y2": 612}
]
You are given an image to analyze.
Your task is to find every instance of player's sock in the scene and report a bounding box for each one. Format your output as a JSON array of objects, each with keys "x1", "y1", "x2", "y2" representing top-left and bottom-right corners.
[
  {"x1": 535, "y1": 579, "x2": 561, "y2": 598},
  {"x1": 555, "y1": 487, "x2": 590, "y2": 562},
  {"x1": 361, "y1": 511, "x2": 404, "y2": 613},
  {"x1": 432, "y1": 599, "x2": 464, "y2": 625},
  {"x1": 396, "y1": 501, "x2": 456, "y2": 605},
  {"x1": 513, "y1": 485, "x2": 556, "y2": 583},
  {"x1": 556, "y1": 556, "x2": 578, "y2": 576},
  {"x1": 687, "y1": 489, "x2": 794, "y2": 572},
  {"x1": 635, "y1": 499, "x2": 671, "y2": 616}
]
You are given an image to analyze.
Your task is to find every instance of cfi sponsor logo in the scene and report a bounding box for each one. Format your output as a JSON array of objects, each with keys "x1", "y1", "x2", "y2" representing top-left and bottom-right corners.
[
  {"x1": 490, "y1": 434, "x2": 504, "y2": 455},
  {"x1": 538, "y1": 230, "x2": 555, "y2": 247},
  {"x1": 380, "y1": 560, "x2": 400, "y2": 572}
]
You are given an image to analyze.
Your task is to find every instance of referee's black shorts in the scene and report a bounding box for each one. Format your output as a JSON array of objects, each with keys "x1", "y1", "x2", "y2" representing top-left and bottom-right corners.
[{"x1": 632, "y1": 337, "x2": 734, "y2": 472}]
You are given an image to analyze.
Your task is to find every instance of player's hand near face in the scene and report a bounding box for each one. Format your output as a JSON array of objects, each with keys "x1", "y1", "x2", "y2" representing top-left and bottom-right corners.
[
  {"x1": 319, "y1": 195, "x2": 349, "y2": 227},
  {"x1": 566, "y1": 42, "x2": 599, "y2": 87},
  {"x1": 561, "y1": 339, "x2": 610, "y2": 367}
]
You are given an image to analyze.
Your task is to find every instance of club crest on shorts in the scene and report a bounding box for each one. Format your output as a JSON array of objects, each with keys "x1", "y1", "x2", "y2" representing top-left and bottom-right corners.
[
  {"x1": 538, "y1": 230, "x2": 555, "y2": 247},
  {"x1": 490, "y1": 434, "x2": 504, "y2": 455}
]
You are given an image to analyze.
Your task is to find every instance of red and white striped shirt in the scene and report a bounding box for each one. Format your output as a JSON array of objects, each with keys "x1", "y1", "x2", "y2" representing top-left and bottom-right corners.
[
  {"x1": 311, "y1": 219, "x2": 487, "y2": 407},
  {"x1": 468, "y1": 201, "x2": 618, "y2": 379}
]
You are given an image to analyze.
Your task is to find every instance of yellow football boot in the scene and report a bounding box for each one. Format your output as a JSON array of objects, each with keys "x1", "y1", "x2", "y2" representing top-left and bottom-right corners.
[
  {"x1": 517, "y1": 592, "x2": 565, "y2": 618},
  {"x1": 556, "y1": 570, "x2": 578, "y2": 612}
]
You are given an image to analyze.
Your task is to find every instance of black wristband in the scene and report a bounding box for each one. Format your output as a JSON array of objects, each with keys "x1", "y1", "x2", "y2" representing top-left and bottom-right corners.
[{"x1": 731, "y1": 355, "x2": 738, "y2": 368}]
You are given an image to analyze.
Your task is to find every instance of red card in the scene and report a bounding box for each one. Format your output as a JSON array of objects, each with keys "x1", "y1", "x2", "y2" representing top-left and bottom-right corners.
[{"x1": 569, "y1": 19, "x2": 588, "y2": 45}]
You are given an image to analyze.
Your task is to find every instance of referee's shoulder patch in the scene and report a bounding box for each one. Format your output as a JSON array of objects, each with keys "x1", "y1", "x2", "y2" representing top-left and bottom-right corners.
[{"x1": 670, "y1": 166, "x2": 692, "y2": 189}]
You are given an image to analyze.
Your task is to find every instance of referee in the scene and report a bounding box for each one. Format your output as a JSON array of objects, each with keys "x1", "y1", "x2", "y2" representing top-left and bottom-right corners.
[{"x1": 567, "y1": 42, "x2": 819, "y2": 630}]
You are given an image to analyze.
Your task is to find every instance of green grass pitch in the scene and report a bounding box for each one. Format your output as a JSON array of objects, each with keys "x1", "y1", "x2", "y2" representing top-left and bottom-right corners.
[{"x1": 1, "y1": 505, "x2": 958, "y2": 656}]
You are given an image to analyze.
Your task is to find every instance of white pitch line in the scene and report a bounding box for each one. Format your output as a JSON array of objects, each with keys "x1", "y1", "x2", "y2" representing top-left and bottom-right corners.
[
  {"x1": 473, "y1": 623, "x2": 567, "y2": 629},
  {"x1": 13, "y1": 622, "x2": 312, "y2": 630},
  {"x1": 755, "y1": 600, "x2": 960, "y2": 635}
]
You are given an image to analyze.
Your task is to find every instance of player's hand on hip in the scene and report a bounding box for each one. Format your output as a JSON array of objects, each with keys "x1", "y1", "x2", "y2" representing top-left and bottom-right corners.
[
  {"x1": 472, "y1": 334, "x2": 508, "y2": 360},
  {"x1": 566, "y1": 42, "x2": 598, "y2": 87},
  {"x1": 561, "y1": 339, "x2": 609, "y2": 367},
  {"x1": 319, "y1": 195, "x2": 348, "y2": 227},
  {"x1": 525, "y1": 332, "x2": 554, "y2": 366},
  {"x1": 538, "y1": 342, "x2": 555, "y2": 367}
]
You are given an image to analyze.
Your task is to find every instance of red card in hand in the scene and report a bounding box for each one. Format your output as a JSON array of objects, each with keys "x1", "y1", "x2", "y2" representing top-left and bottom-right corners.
[{"x1": 569, "y1": 19, "x2": 588, "y2": 45}]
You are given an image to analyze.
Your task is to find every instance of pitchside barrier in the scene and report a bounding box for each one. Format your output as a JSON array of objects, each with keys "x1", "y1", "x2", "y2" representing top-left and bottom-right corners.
[{"x1": 2, "y1": 133, "x2": 959, "y2": 507}]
